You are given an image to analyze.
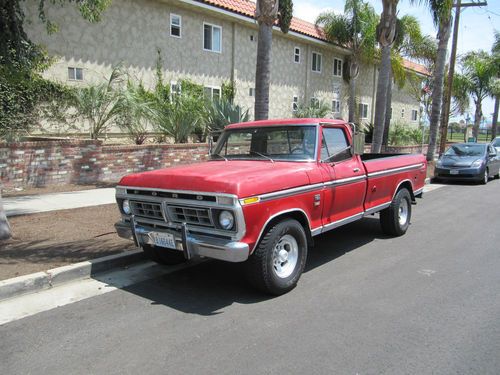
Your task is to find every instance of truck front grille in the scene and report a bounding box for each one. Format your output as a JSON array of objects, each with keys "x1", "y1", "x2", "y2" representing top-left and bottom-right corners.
[
  {"x1": 131, "y1": 201, "x2": 164, "y2": 221},
  {"x1": 167, "y1": 206, "x2": 213, "y2": 227}
]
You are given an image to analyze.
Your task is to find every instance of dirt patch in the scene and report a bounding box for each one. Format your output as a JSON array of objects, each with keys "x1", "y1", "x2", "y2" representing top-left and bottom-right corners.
[
  {"x1": 0, "y1": 204, "x2": 135, "y2": 280},
  {"x1": 2, "y1": 182, "x2": 118, "y2": 198}
]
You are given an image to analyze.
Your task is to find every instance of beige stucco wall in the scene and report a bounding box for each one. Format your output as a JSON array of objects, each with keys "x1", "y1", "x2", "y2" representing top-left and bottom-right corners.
[{"x1": 23, "y1": 0, "x2": 421, "y2": 131}]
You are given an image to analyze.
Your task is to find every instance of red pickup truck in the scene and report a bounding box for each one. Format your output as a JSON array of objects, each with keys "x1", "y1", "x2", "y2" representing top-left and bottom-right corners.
[{"x1": 115, "y1": 119, "x2": 426, "y2": 295}]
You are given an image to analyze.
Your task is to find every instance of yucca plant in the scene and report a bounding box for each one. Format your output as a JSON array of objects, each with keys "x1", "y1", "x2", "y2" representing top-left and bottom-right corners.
[{"x1": 206, "y1": 98, "x2": 250, "y2": 132}]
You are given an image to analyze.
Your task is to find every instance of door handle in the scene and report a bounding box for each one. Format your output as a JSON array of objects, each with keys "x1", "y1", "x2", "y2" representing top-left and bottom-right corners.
[{"x1": 353, "y1": 168, "x2": 360, "y2": 173}]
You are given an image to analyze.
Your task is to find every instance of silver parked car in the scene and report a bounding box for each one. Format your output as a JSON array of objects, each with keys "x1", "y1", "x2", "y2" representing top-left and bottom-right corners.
[{"x1": 492, "y1": 137, "x2": 500, "y2": 154}]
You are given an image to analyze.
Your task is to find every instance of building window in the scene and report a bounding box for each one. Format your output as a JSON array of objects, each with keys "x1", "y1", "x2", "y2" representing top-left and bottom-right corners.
[
  {"x1": 358, "y1": 103, "x2": 368, "y2": 119},
  {"x1": 294, "y1": 47, "x2": 300, "y2": 63},
  {"x1": 170, "y1": 14, "x2": 181, "y2": 38},
  {"x1": 311, "y1": 97, "x2": 319, "y2": 108},
  {"x1": 401, "y1": 108, "x2": 405, "y2": 118},
  {"x1": 292, "y1": 95, "x2": 299, "y2": 112},
  {"x1": 312, "y1": 52, "x2": 322, "y2": 73},
  {"x1": 170, "y1": 81, "x2": 181, "y2": 99},
  {"x1": 332, "y1": 99, "x2": 340, "y2": 114},
  {"x1": 249, "y1": 88, "x2": 255, "y2": 97},
  {"x1": 250, "y1": 35, "x2": 255, "y2": 42},
  {"x1": 389, "y1": 107, "x2": 393, "y2": 119},
  {"x1": 68, "y1": 67, "x2": 83, "y2": 81},
  {"x1": 411, "y1": 109, "x2": 418, "y2": 121},
  {"x1": 203, "y1": 23, "x2": 222, "y2": 53},
  {"x1": 333, "y1": 58, "x2": 343, "y2": 77},
  {"x1": 204, "y1": 86, "x2": 221, "y2": 101}
]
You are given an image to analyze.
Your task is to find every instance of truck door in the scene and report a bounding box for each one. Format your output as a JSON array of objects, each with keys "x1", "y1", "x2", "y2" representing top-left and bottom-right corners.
[{"x1": 320, "y1": 126, "x2": 367, "y2": 228}]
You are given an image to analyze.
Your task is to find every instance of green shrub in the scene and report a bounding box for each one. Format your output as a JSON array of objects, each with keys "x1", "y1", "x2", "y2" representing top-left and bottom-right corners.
[
  {"x1": 388, "y1": 121, "x2": 424, "y2": 146},
  {"x1": 293, "y1": 100, "x2": 331, "y2": 118}
]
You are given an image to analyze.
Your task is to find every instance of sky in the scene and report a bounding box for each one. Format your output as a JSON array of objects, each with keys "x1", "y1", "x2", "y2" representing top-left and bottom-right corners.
[{"x1": 292, "y1": 0, "x2": 500, "y2": 123}]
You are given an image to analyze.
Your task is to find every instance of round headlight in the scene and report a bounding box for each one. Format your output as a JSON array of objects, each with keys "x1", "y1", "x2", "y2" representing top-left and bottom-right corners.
[
  {"x1": 122, "y1": 200, "x2": 131, "y2": 215},
  {"x1": 219, "y1": 210, "x2": 234, "y2": 230}
]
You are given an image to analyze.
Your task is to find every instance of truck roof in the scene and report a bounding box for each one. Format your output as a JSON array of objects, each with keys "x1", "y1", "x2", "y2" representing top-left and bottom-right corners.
[{"x1": 225, "y1": 118, "x2": 347, "y2": 130}]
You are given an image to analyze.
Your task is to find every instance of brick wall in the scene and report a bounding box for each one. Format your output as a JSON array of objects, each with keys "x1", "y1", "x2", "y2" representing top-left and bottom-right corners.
[
  {"x1": 0, "y1": 140, "x2": 433, "y2": 190},
  {"x1": 0, "y1": 140, "x2": 209, "y2": 189}
]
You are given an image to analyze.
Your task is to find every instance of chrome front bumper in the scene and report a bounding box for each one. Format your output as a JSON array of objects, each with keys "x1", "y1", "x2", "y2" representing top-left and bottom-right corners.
[{"x1": 115, "y1": 220, "x2": 249, "y2": 263}]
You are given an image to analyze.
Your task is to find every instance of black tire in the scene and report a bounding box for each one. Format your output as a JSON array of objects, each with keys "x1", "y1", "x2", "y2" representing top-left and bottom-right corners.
[
  {"x1": 380, "y1": 188, "x2": 412, "y2": 237},
  {"x1": 245, "y1": 219, "x2": 308, "y2": 295},
  {"x1": 480, "y1": 168, "x2": 489, "y2": 185},
  {"x1": 142, "y1": 244, "x2": 186, "y2": 265}
]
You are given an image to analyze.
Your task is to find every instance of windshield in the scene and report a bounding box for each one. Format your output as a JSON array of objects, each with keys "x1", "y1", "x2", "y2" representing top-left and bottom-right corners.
[
  {"x1": 212, "y1": 126, "x2": 317, "y2": 161},
  {"x1": 492, "y1": 138, "x2": 500, "y2": 147},
  {"x1": 444, "y1": 144, "x2": 486, "y2": 157}
]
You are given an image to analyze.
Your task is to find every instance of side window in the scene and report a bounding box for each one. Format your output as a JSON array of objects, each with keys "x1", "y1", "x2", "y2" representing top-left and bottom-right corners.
[{"x1": 321, "y1": 128, "x2": 352, "y2": 162}]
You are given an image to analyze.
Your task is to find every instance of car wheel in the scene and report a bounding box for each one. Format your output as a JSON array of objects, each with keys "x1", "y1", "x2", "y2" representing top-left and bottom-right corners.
[
  {"x1": 380, "y1": 188, "x2": 412, "y2": 237},
  {"x1": 245, "y1": 219, "x2": 308, "y2": 295},
  {"x1": 142, "y1": 244, "x2": 186, "y2": 265},
  {"x1": 480, "y1": 168, "x2": 489, "y2": 185}
]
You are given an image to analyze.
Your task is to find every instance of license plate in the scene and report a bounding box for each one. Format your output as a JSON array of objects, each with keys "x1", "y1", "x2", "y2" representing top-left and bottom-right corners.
[
  {"x1": 151, "y1": 232, "x2": 176, "y2": 249},
  {"x1": 450, "y1": 170, "x2": 459, "y2": 175}
]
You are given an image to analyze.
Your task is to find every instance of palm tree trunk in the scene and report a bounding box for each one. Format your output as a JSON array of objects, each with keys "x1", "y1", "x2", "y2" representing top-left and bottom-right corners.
[
  {"x1": 372, "y1": 45, "x2": 392, "y2": 153},
  {"x1": 254, "y1": 23, "x2": 273, "y2": 121},
  {"x1": 382, "y1": 70, "x2": 393, "y2": 148},
  {"x1": 426, "y1": 17, "x2": 452, "y2": 162},
  {"x1": 0, "y1": 192, "x2": 11, "y2": 241},
  {"x1": 491, "y1": 96, "x2": 499, "y2": 140},
  {"x1": 348, "y1": 61, "x2": 359, "y2": 124},
  {"x1": 473, "y1": 100, "x2": 482, "y2": 139}
]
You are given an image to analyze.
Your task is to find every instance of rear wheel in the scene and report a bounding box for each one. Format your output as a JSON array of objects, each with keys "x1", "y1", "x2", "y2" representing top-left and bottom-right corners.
[
  {"x1": 493, "y1": 167, "x2": 499, "y2": 179},
  {"x1": 142, "y1": 244, "x2": 186, "y2": 265},
  {"x1": 245, "y1": 219, "x2": 308, "y2": 295},
  {"x1": 380, "y1": 188, "x2": 412, "y2": 237}
]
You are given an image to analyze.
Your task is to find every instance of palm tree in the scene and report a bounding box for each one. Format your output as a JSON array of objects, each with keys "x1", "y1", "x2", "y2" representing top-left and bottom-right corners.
[
  {"x1": 491, "y1": 30, "x2": 500, "y2": 140},
  {"x1": 453, "y1": 51, "x2": 497, "y2": 139},
  {"x1": 371, "y1": 0, "x2": 398, "y2": 153},
  {"x1": 254, "y1": 0, "x2": 293, "y2": 120},
  {"x1": 316, "y1": 0, "x2": 378, "y2": 124}
]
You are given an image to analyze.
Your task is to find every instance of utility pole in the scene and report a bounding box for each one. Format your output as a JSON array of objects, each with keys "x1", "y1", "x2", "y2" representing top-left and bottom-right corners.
[{"x1": 438, "y1": 0, "x2": 488, "y2": 155}]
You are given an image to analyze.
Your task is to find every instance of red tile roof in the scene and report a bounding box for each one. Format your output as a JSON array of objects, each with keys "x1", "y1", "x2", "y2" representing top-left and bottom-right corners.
[{"x1": 199, "y1": 0, "x2": 429, "y2": 76}]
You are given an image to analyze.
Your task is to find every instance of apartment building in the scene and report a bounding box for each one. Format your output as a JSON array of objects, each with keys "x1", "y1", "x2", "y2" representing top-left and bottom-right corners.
[{"x1": 24, "y1": 0, "x2": 426, "y2": 125}]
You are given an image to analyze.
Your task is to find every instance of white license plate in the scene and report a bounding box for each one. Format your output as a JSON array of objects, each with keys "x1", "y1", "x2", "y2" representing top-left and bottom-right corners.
[
  {"x1": 450, "y1": 170, "x2": 459, "y2": 175},
  {"x1": 151, "y1": 232, "x2": 176, "y2": 249}
]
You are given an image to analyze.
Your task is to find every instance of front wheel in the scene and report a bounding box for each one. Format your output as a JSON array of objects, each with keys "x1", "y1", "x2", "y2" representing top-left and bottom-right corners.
[
  {"x1": 480, "y1": 168, "x2": 489, "y2": 185},
  {"x1": 245, "y1": 219, "x2": 308, "y2": 295},
  {"x1": 142, "y1": 244, "x2": 186, "y2": 265},
  {"x1": 380, "y1": 188, "x2": 412, "y2": 237}
]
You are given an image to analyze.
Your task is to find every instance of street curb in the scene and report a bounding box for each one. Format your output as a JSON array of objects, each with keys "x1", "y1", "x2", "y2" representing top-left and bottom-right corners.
[
  {"x1": 0, "y1": 249, "x2": 145, "y2": 302},
  {"x1": 425, "y1": 178, "x2": 431, "y2": 185}
]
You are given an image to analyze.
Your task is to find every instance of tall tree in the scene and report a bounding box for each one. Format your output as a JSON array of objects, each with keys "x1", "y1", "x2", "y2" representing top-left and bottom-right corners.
[
  {"x1": 372, "y1": 0, "x2": 398, "y2": 153},
  {"x1": 254, "y1": 0, "x2": 293, "y2": 120},
  {"x1": 453, "y1": 51, "x2": 497, "y2": 139},
  {"x1": 424, "y1": 0, "x2": 453, "y2": 162},
  {"x1": 316, "y1": 0, "x2": 378, "y2": 124},
  {"x1": 491, "y1": 30, "x2": 500, "y2": 140}
]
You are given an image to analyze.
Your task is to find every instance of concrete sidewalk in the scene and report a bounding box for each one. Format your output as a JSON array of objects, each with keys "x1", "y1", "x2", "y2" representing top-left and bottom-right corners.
[{"x1": 3, "y1": 188, "x2": 116, "y2": 217}]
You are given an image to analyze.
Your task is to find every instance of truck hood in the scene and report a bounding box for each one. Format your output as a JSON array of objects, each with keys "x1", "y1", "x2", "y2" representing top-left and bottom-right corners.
[{"x1": 119, "y1": 160, "x2": 315, "y2": 198}]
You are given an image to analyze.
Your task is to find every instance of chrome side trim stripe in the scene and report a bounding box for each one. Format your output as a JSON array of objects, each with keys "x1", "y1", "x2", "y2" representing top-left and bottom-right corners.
[
  {"x1": 363, "y1": 202, "x2": 391, "y2": 216},
  {"x1": 367, "y1": 163, "x2": 424, "y2": 178},
  {"x1": 258, "y1": 183, "x2": 325, "y2": 202},
  {"x1": 323, "y1": 175, "x2": 367, "y2": 187},
  {"x1": 320, "y1": 212, "x2": 365, "y2": 233}
]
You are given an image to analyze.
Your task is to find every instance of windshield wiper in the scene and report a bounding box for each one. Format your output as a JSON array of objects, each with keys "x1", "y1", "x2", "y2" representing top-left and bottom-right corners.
[
  {"x1": 211, "y1": 153, "x2": 228, "y2": 162},
  {"x1": 250, "y1": 151, "x2": 275, "y2": 163}
]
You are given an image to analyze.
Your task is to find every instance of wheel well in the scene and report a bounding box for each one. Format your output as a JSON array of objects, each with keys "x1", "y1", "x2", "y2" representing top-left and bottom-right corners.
[
  {"x1": 260, "y1": 211, "x2": 314, "y2": 249},
  {"x1": 396, "y1": 180, "x2": 415, "y2": 203}
]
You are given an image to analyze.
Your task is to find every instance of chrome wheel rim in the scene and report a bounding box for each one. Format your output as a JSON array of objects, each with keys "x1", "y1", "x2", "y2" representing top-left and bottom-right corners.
[
  {"x1": 272, "y1": 234, "x2": 299, "y2": 279},
  {"x1": 398, "y1": 199, "x2": 409, "y2": 227},
  {"x1": 484, "y1": 170, "x2": 488, "y2": 183}
]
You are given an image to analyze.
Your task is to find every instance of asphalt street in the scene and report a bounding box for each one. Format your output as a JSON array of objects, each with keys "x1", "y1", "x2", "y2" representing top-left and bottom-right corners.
[{"x1": 1, "y1": 180, "x2": 500, "y2": 374}]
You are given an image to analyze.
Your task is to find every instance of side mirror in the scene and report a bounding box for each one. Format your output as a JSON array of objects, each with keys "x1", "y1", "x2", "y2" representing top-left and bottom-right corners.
[{"x1": 352, "y1": 132, "x2": 365, "y2": 155}]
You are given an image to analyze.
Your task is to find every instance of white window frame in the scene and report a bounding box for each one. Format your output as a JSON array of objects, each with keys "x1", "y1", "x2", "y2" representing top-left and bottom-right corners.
[
  {"x1": 68, "y1": 67, "x2": 83, "y2": 81},
  {"x1": 310, "y1": 97, "x2": 319, "y2": 108},
  {"x1": 332, "y1": 99, "x2": 341, "y2": 114},
  {"x1": 401, "y1": 108, "x2": 405, "y2": 118},
  {"x1": 294, "y1": 47, "x2": 301, "y2": 64},
  {"x1": 411, "y1": 109, "x2": 418, "y2": 121},
  {"x1": 203, "y1": 22, "x2": 222, "y2": 53},
  {"x1": 359, "y1": 103, "x2": 369, "y2": 119},
  {"x1": 249, "y1": 87, "x2": 255, "y2": 97},
  {"x1": 170, "y1": 14, "x2": 182, "y2": 38},
  {"x1": 292, "y1": 95, "x2": 299, "y2": 112},
  {"x1": 204, "y1": 85, "x2": 221, "y2": 101},
  {"x1": 333, "y1": 58, "x2": 343, "y2": 77},
  {"x1": 312, "y1": 52, "x2": 322, "y2": 73}
]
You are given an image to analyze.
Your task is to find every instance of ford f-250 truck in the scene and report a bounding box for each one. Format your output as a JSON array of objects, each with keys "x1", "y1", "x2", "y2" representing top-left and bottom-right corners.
[{"x1": 115, "y1": 119, "x2": 426, "y2": 295}]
